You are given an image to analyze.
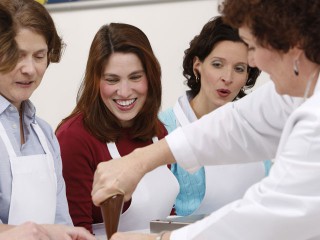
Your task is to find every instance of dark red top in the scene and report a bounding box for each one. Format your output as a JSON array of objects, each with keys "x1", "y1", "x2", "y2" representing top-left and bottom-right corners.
[{"x1": 56, "y1": 114, "x2": 167, "y2": 232}]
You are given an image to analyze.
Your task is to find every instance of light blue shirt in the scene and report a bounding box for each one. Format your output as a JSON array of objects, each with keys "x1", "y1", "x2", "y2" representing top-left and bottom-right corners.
[
  {"x1": 0, "y1": 96, "x2": 72, "y2": 225},
  {"x1": 159, "y1": 91, "x2": 271, "y2": 216}
]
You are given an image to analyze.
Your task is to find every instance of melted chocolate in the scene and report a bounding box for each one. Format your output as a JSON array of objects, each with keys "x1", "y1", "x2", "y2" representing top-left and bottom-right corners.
[{"x1": 100, "y1": 194, "x2": 124, "y2": 239}]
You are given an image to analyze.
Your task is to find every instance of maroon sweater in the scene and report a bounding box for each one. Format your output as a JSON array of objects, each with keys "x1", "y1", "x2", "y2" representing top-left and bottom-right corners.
[{"x1": 56, "y1": 114, "x2": 167, "y2": 232}]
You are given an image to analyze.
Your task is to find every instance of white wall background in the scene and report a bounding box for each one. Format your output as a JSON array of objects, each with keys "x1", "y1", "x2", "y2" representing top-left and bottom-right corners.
[{"x1": 31, "y1": 0, "x2": 269, "y2": 129}]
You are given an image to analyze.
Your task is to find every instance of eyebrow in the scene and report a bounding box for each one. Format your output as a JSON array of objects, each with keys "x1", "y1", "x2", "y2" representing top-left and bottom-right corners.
[
  {"x1": 18, "y1": 48, "x2": 48, "y2": 54},
  {"x1": 129, "y1": 70, "x2": 145, "y2": 75},
  {"x1": 102, "y1": 70, "x2": 145, "y2": 78},
  {"x1": 211, "y1": 57, "x2": 248, "y2": 66}
]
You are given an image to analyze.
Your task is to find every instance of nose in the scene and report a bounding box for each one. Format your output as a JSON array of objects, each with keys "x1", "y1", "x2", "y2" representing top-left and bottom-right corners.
[
  {"x1": 221, "y1": 67, "x2": 233, "y2": 85},
  {"x1": 20, "y1": 57, "x2": 36, "y2": 76},
  {"x1": 117, "y1": 80, "x2": 132, "y2": 97}
]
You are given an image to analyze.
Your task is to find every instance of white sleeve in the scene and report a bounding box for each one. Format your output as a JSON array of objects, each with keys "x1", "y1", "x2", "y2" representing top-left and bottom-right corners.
[
  {"x1": 166, "y1": 81, "x2": 303, "y2": 172},
  {"x1": 169, "y1": 82, "x2": 320, "y2": 240}
]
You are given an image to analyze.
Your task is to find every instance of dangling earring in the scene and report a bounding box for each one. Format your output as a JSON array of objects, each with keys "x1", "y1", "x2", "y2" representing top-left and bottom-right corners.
[
  {"x1": 293, "y1": 60, "x2": 299, "y2": 76},
  {"x1": 195, "y1": 74, "x2": 200, "y2": 83}
]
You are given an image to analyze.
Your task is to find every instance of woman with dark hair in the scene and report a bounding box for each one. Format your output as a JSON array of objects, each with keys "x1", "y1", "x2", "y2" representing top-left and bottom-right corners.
[
  {"x1": 0, "y1": 0, "x2": 94, "y2": 239},
  {"x1": 159, "y1": 16, "x2": 269, "y2": 217},
  {"x1": 56, "y1": 22, "x2": 178, "y2": 234},
  {"x1": 91, "y1": 0, "x2": 320, "y2": 239}
]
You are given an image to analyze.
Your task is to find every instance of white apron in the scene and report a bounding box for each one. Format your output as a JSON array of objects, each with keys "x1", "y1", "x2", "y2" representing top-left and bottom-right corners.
[
  {"x1": 0, "y1": 120, "x2": 57, "y2": 225},
  {"x1": 173, "y1": 101, "x2": 265, "y2": 215},
  {"x1": 93, "y1": 137, "x2": 179, "y2": 236}
]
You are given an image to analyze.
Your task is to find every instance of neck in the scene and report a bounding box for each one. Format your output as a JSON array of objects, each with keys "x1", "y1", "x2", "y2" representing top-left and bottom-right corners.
[
  {"x1": 190, "y1": 93, "x2": 218, "y2": 119},
  {"x1": 301, "y1": 61, "x2": 320, "y2": 99}
]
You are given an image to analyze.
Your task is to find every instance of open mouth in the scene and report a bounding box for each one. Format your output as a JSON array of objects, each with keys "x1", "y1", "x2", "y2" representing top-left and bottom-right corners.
[
  {"x1": 114, "y1": 98, "x2": 137, "y2": 107},
  {"x1": 217, "y1": 89, "x2": 231, "y2": 97}
]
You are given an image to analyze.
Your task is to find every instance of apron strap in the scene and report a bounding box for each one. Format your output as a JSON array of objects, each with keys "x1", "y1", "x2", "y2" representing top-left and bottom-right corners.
[
  {"x1": 31, "y1": 122, "x2": 52, "y2": 156},
  {"x1": 173, "y1": 100, "x2": 190, "y2": 127},
  {"x1": 107, "y1": 136, "x2": 159, "y2": 159},
  {"x1": 0, "y1": 120, "x2": 52, "y2": 158},
  {"x1": 107, "y1": 142, "x2": 120, "y2": 159},
  {"x1": 0, "y1": 121, "x2": 17, "y2": 157}
]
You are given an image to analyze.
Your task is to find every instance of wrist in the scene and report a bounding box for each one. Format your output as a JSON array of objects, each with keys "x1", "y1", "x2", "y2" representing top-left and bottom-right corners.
[{"x1": 155, "y1": 231, "x2": 170, "y2": 240}]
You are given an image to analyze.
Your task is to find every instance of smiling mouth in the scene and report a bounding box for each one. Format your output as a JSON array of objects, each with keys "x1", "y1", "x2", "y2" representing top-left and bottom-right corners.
[
  {"x1": 114, "y1": 98, "x2": 137, "y2": 107},
  {"x1": 17, "y1": 81, "x2": 33, "y2": 85}
]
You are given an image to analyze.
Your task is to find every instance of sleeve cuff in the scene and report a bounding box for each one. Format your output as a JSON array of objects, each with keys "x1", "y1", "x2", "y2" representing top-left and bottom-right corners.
[{"x1": 165, "y1": 127, "x2": 201, "y2": 173}]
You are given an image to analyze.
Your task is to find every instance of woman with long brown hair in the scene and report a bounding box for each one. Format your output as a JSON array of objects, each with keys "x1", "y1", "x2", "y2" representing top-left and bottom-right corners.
[{"x1": 56, "y1": 22, "x2": 178, "y2": 234}]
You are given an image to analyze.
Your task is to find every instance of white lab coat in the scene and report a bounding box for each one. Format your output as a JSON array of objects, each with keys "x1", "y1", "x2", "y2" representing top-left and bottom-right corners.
[{"x1": 168, "y1": 79, "x2": 320, "y2": 239}]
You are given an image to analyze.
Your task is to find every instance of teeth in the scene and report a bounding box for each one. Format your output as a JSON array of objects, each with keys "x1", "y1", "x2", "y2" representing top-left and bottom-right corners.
[
  {"x1": 116, "y1": 99, "x2": 135, "y2": 106},
  {"x1": 18, "y1": 82, "x2": 32, "y2": 85}
]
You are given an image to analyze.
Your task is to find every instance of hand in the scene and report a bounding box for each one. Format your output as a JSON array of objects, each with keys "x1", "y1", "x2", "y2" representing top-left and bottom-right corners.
[
  {"x1": 110, "y1": 232, "x2": 157, "y2": 240},
  {"x1": 92, "y1": 138, "x2": 175, "y2": 206},
  {"x1": 0, "y1": 222, "x2": 49, "y2": 240},
  {"x1": 42, "y1": 224, "x2": 95, "y2": 240},
  {"x1": 92, "y1": 150, "x2": 146, "y2": 205}
]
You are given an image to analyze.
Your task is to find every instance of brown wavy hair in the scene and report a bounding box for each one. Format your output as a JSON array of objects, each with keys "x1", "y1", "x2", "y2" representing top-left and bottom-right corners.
[
  {"x1": 57, "y1": 23, "x2": 163, "y2": 142},
  {"x1": 0, "y1": 3, "x2": 19, "y2": 73},
  {"x1": 3, "y1": 0, "x2": 63, "y2": 65},
  {"x1": 220, "y1": 0, "x2": 320, "y2": 64}
]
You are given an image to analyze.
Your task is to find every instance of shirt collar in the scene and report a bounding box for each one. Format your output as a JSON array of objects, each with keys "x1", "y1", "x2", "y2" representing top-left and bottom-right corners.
[{"x1": 0, "y1": 95, "x2": 36, "y2": 122}]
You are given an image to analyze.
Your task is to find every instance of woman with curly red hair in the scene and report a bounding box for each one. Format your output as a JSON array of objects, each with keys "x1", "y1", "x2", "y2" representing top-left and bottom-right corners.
[{"x1": 91, "y1": 0, "x2": 320, "y2": 239}]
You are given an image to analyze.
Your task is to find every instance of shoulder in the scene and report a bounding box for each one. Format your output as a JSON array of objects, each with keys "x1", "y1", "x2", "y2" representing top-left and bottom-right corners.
[
  {"x1": 57, "y1": 114, "x2": 108, "y2": 164},
  {"x1": 56, "y1": 114, "x2": 102, "y2": 147},
  {"x1": 35, "y1": 116, "x2": 55, "y2": 139},
  {"x1": 34, "y1": 117, "x2": 61, "y2": 157},
  {"x1": 158, "y1": 107, "x2": 177, "y2": 133},
  {"x1": 56, "y1": 114, "x2": 83, "y2": 134},
  {"x1": 157, "y1": 120, "x2": 168, "y2": 139}
]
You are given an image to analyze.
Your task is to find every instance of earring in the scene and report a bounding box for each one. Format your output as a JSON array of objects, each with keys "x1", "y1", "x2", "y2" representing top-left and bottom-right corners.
[
  {"x1": 195, "y1": 75, "x2": 200, "y2": 83},
  {"x1": 293, "y1": 60, "x2": 299, "y2": 76}
]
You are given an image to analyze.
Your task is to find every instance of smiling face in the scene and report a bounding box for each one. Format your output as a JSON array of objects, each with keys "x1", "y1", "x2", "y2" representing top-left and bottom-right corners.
[
  {"x1": 193, "y1": 40, "x2": 249, "y2": 114},
  {"x1": 0, "y1": 28, "x2": 48, "y2": 109},
  {"x1": 100, "y1": 52, "x2": 148, "y2": 128}
]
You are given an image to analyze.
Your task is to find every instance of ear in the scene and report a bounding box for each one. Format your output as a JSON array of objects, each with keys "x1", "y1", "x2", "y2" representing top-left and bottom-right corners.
[
  {"x1": 291, "y1": 46, "x2": 303, "y2": 61},
  {"x1": 193, "y1": 56, "x2": 201, "y2": 77}
]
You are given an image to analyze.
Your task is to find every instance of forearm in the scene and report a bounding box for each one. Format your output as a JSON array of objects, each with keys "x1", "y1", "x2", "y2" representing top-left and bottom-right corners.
[
  {"x1": 0, "y1": 224, "x2": 14, "y2": 233},
  {"x1": 158, "y1": 231, "x2": 171, "y2": 240},
  {"x1": 132, "y1": 138, "x2": 176, "y2": 174}
]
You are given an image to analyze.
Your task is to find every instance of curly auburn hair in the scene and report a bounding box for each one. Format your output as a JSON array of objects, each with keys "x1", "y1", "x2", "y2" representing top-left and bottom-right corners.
[
  {"x1": 183, "y1": 16, "x2": 260, "y2": 99},
  {"x1": 220, "y1": 0, "x2": 320, "y2": 65}
]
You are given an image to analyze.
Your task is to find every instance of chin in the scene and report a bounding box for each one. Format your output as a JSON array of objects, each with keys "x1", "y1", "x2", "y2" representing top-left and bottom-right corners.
[{"x1": 274, "y1": 86, "x2": 286, "y2": 95}]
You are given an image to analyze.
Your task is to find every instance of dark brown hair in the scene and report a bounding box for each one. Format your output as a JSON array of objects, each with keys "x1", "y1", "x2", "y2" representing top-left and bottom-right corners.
[
  {"x1": 57, "y1": 23, "x2": 163, "y2": 142},
  {"x1": 0, "y1": 3, "x2": 19, "y2": 73},
  {"x1": 220, "y1": 0, "x2": 320, "y2": 64},
  {"x1": 3, "y1": 0, "x2": 63, "y2": 65},
  {"x1": 183, "y1": 16, "x2": 260, "y2": 99}
]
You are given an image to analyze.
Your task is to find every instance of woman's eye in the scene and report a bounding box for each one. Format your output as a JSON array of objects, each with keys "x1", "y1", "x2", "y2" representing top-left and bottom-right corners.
[
  {"x1": 35, "y1": 55, "x2": 46, "y2": 60},
  {"x1": 131, "y1": 75, "x2": 142, "y2": 80},
  {"x1": 235, "y1": 65, "x2": 247, "y2": 73},
  {"x1": 105, "y1": 79, "x2": 118, "y2": 84},
  {"x1": 212, "y1": 61, "x2": 222, "y2": 68}
]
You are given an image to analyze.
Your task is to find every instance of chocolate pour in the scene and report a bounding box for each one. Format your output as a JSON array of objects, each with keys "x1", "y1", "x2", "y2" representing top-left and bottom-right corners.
[{"x1": 100, "y1": 194, "x2": 124, "y2": 239}]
